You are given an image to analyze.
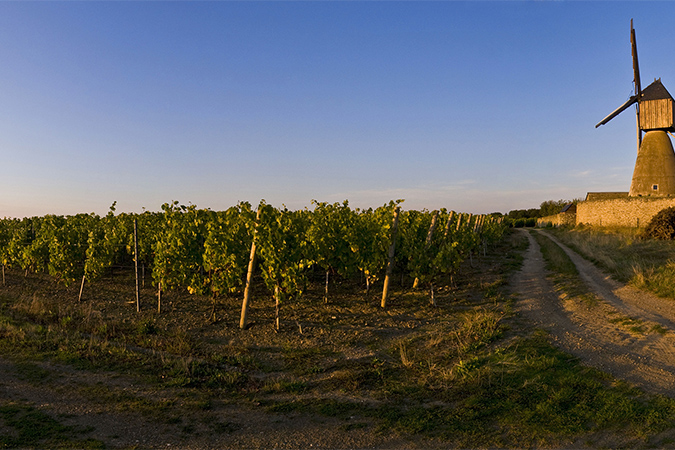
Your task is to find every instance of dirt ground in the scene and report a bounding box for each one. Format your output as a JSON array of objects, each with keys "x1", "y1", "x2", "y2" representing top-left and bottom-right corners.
[
  {"x1": 0, "y1": 353, "x2": 422, "y2": 449},
  {"x1": 513, "y1": 229, "x2": 675, "y2": 397},
  {"x1": 3, "y1": 229, "x2": 675, "y2": 448},
  {"x1": 0, "y1": 269, "x2": 472, "y2": 449}
]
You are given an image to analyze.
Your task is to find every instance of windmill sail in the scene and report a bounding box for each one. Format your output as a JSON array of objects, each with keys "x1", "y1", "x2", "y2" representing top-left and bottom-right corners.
[
  {"x1": 631, "y1": 19, "x2": 641, "y2": 97},
  {"x1": 595, "y1": 95, "x2": 638, "y2": 128},
  {"x1": 631, "y1": 18, "x2": 642, "y2": 148},
  {"x1": 595, "y1": 18, "x2": 643, "y2": 151}
]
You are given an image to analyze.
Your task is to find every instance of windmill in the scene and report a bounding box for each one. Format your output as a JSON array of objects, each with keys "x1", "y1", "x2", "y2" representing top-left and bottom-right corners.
[{"x1": 596, "y1": 19, "x2": 675, "y2": 197}]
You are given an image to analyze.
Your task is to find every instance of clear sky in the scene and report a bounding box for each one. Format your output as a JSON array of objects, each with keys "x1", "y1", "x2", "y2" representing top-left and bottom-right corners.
[{"x1": 1, "y1": 1, "x2": 673, "y2": 217}]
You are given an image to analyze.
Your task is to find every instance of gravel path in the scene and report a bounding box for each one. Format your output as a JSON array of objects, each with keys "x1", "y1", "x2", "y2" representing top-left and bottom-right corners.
[{"x1": 512, "y1": 229, "x2": 675, "y2": 397}]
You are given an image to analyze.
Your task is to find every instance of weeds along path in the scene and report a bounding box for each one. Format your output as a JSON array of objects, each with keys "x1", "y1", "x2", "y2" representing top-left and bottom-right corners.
[{"x1": 512, "y1": 229, "x2": 675, "y2": 397}]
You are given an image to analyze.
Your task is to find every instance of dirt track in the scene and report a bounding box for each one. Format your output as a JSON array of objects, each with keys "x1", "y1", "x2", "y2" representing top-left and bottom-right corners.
[{"x1": 513, "y1": 229, "x2": 675, "y2": 397}]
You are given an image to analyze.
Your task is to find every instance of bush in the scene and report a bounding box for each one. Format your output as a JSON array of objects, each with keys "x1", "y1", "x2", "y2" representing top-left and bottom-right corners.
[
  {"x1": 642, "y1": 207, "x2": 675, "y2": 240},
  {"x1": 511, "y1": 218, "x2": 537, "y2": 228}
]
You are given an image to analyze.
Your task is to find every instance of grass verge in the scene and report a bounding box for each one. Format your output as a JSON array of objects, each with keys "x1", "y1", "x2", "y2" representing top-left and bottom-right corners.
[
  {"x1": 532, "y1": 230, "x2": 597, "y2": 305},
  {"x1": 550, "y1": 227, "x2": 675, "y2": 300}
]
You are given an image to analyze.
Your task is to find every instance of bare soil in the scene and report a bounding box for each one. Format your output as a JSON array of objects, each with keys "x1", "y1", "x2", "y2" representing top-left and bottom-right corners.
[
  {"x1": 0, "y1": 265, "x2": 492, "y2": 449},
  {"x1": 513, "y1": 229, "x2": 675, "y2": 397},
  {"x1": 4, "y1": 229, "x2": 675, "y2": 448},
  {"x1": 0, "y1": 354, "x2": 414, "y2": 449}
]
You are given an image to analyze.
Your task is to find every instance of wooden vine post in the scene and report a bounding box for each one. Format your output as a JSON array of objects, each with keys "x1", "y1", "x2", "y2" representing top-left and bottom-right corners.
[
  {"x1": 381, "y1": 207, "x2": 400, "y2": 308},
  {"x1": 324, "y1": 270, "x2": 330, "y2": 304},
  {"x1": 274, "y1": 285, "x2": 281, "y2": 331},
  {"x1": 78, "y1": 275, "x2": 86, "y2": 302},
  {"x1": 413, "y1": 210, "x2": 439, "y2": 289},
  {"x1": 134, "y1": 219, "x2": 141, "y2": 312},
  {"x1": 240, "y1": 208, "x2": 262, "y2": 329},
  {"x1": 444, "y1": 210, "x2": 455, "y2": 237}
]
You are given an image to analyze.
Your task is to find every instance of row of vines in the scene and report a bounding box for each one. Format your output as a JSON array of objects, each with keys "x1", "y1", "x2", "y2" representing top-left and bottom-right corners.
[{"x1": 0, "y1": 200, "x2": 506, "y2": 328}]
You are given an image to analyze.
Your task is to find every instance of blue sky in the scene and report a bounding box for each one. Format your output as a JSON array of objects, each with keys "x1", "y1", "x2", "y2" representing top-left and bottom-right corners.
[{"x1": 0, "y1": 1, "x2": 672, "y2": 217}]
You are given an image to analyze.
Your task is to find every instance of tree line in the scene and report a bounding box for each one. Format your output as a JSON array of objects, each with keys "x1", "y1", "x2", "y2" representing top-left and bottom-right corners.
[{"x1": 506, "y1": 199, "x2": 581, "y2": 222}]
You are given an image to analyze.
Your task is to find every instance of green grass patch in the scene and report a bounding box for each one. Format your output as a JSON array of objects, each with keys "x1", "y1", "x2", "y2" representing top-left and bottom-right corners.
[
  {"x1": 14, "y1": 361, "x2": 53, "y2": 384},
  {"x1": 533, "y1": 231, "x2": 578, "y2": 277},
  {"x1": 263, "y1": 378, "x2": 309, "y2": 394},
  {"x1": 264, "y1": 332, "x2": 675, "y2": 446},
  {"x1": 375, "y1": 332, "x2": 675, "y2": 447},
  {"x1": 532, "y1": 231, "x2": 596, "y2": 304},
  {"x1": 265, "y1": 398, "x2": 366, "y2": 418},
  {"x1": 0, "y1": 401, "x2": 104, "y2": 449},
  {"x1": 608, "y1": 315, "x2": 646, "y2": 334}
]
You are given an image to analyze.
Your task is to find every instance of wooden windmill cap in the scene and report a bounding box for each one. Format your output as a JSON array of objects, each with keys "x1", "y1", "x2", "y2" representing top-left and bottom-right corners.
[
  {"x1": 640, "y1": 79, "x2": 673, "y2": 102},
  {"x1": 639, "y1": 79, "x2": 675, "y2": 131}
]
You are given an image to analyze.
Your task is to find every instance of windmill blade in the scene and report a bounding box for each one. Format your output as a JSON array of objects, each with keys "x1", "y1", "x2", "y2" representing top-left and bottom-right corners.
[
  {"x1": 595, "y1": 95, "x2": 639, "y2": 128},
  {"x1": 631, "y1": 19, "x2": 641, "y2": 96},
  {"x1": 630, "y1": 18, "x2": 642, "y2": 149}
]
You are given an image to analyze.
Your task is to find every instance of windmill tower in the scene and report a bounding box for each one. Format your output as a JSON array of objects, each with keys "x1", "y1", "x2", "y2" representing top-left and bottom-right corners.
[{"x1": 596, "y1": 19, "x2": 675, "y2": 197}]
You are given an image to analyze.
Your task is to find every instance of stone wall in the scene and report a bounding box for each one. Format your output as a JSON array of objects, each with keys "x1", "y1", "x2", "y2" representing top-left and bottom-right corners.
[
  {"x1": 537, "y1": 213, "x2": 576, "y2": 228},
  {"x1": 576, "y1": 197, "x2": 675, "y2": 227}
]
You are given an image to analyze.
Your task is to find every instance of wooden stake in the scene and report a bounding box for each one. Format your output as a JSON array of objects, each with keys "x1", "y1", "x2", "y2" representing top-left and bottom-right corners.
[
  {"x1": 381, "y1": 207, "x2": 400, "y2": 308},
  {"x1": 324, "y1": 270, "x2": 330, "y2": 304},
  {"x1": 78, "y1": 275, "x2": 86, "y2": 302},
  {"x1": 240, "y1": 208, "x2": 262, "y2": 329},
  {"x1": 2, "y1": 264, "x2": 5, "y2": 286},
  {"x1": 134, "y1": 219, "x2": 140, "y2": 313},
  {"x1": 157, "y1": 281, "x2": 162, "y2": 314},
  {"x1": 413, "y1": 210, "x2": 439, "y2": 289},
  {"x1": 275, "y1": 285, "x2": 280, "y2": 332},
  {"x1": 444, "y1": 211, "x2": 455, "y2": 237}
]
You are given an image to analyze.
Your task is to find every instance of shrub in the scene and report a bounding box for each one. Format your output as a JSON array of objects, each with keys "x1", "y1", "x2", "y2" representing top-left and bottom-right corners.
[
  {"x1": 511, "y1": 218, "x2": 537, "y2": 228},
  {"x1": 642, "y1": 207, "x2": 675, "y2": 240}
]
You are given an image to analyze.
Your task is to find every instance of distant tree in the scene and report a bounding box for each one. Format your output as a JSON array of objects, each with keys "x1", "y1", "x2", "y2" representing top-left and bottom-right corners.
[
  {"x1": 507, "y1": 208, "x2": 540, "y2": 220},
  {"x1": 539, "y1": 199, "x2": 572, "y2": 217},
  {"x1": 508, "y1": 199, "x2": 581, "y2": 221}
]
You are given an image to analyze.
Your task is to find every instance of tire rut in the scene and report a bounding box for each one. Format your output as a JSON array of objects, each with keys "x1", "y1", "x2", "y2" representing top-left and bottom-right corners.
[{"x1": 512, "y1": 229, "x2": 675, "y2": 397}]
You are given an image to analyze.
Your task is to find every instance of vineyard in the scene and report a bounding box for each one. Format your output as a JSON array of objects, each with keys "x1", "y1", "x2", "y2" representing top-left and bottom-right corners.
[
  {"x1": 0, "y1": 200, "x2": 505, "y2": 329},
  {"x1": 3, "y1": 204, "x2": 675, "y2": 448}
]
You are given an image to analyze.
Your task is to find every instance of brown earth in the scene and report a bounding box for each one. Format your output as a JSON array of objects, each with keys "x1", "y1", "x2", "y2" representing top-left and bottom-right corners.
[
  {"x1": 0, "y1": 267, "x2": 477, "y2": 449},
  {"x1": 0, "y1": 354, "x2": 418, "y2": 449},
  {"x1": 513, "y1": 229, "x2": 675, "y2": 397},
  {"x1": 3, "y1": 229, "x2": 675, "y2": 448}
]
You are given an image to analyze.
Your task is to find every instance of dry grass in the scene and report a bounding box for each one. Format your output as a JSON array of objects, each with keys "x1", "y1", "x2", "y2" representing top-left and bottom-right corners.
[{"x1": 550, "y1": 227, "x2": 675, "y2": 300}]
